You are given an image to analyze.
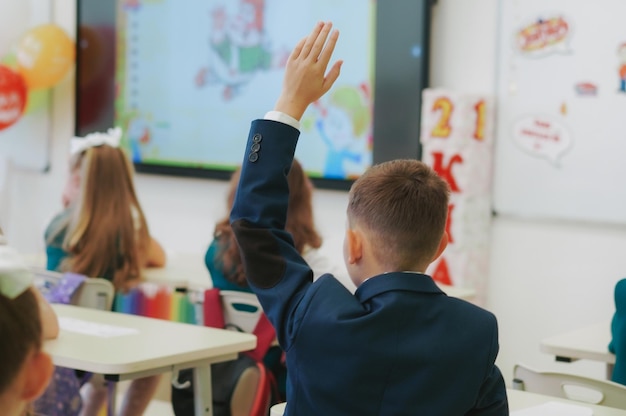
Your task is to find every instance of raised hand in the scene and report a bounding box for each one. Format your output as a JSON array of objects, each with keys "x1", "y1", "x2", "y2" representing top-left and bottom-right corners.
[{"x1": 274, "y1": 21, "x2": 342, "y2": 121}]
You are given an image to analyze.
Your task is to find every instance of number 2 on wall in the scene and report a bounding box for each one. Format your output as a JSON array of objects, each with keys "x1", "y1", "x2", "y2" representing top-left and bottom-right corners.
[
  {"x1": 430, "y1": 97, "x2": 453, "y2": 138},
  {"x1": 430, "y1": 97, "x2": 486, "y2": 141}
]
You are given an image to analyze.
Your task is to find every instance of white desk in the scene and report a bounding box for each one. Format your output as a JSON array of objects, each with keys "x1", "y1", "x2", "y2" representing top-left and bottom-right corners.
[
  {"x1": 508, "y1": 389, "x2": 626, "y2": 414},
  {"x1": 143, "y1": 251, "x2": 212, "y2": 288},
  {"x1": 24, "y1": 251, "x2": 213, "y2": 289},
  {"x1": 46, "y1": 304, "x2": 256, "y2": 415},
  {"x1": 540, "y1": 322, "x2": 615, "y2": 378},
  {"x1": 270, "y1": 390, "x2": 626, "y2": 415}
]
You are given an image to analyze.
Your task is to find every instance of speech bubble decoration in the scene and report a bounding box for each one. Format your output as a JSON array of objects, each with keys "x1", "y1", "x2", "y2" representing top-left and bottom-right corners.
[
  {"x1": 512, "y1": 115, "x2": 572, "y2": 166},
  {"x1": 514, "y1": 15, "x2": 572, "y2": 58}
]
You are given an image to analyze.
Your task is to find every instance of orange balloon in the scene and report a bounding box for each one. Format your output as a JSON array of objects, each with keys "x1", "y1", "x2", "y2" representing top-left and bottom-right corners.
[{"x1": 16, "y1": 24, "x2": 75, "y2": 89}]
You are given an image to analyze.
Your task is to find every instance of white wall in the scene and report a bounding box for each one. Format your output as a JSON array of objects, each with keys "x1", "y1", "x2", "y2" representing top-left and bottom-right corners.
[{"x1": 5, "y1": 0, "x2": 626, "y2": 387}]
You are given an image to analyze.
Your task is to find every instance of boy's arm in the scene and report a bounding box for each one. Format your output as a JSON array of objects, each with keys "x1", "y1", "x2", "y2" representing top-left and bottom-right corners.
[
  {"x1": 230, "y1": 22, "x2": 342, "y2": 346},
  {"x1": 32, "y1": 286, "x2": 60, "y2": 340},
  {"x1": 468, "y1": 320, "x2": 509, "y2": 415}
]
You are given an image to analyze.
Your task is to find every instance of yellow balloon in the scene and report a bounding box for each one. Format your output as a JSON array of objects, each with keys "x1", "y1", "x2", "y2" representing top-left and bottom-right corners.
[{"x1": 16, "y1": 24, "x2": 75, "y2": 89}]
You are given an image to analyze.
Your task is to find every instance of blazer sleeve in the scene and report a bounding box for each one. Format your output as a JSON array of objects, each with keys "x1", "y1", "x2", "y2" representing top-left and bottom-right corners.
[
  {"x1": 467, "y1": 318, "x2": 509, "y2": 415},
  {"x1": 230, "y1": 119, "x2": 315, "y2": 349}
]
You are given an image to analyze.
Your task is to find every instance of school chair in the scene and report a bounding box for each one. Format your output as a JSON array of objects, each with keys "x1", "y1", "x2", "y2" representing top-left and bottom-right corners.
[
  {"x1": 32, "y1": 269, "x2": 116, "y2": 416},
  {"x1": 270, "y1": 401, "x2": 286, "y2": 416},
  {"x1": 32, "y1": 268, "x2": 115, "y2": 310},
  {"x1": 220, "y1": 290, "x2": 264, "y2": 333},
  {"x1": 512, "y1": 362, "x2": 626, "y2": 409},
  {"x1": 171, "y1": 288, "x2": 276, "y2": 416}
]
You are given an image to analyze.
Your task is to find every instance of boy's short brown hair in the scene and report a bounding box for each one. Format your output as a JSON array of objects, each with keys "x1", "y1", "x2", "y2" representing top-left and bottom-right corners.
[
  {"x1": 347, "y1": 159, "x2": 450, "y2": 271},
  {"x1": 0, "y1": 289, "x2": 41, "y2": 395}
]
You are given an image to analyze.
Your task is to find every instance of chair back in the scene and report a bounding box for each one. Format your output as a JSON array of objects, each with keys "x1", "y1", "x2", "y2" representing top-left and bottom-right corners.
[
  {"x1": 33, "y1": 268, "x2": 115, "y2": 310},
  {"x1": 513, "y1": 363, "x2": 626, "y2": 409},
  {"x1": 220, "y1": 290, "x2": 263, "y2": 333}
]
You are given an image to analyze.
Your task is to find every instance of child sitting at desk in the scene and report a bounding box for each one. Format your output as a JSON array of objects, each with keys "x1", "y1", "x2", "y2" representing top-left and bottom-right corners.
[
  {"x1": 184, "y1": 159, "x2": 336, "y2": 414},
  {"x1": 206, "y1": 158, "x2": 348, "y2": 292},
  {"x1": 229, "y1": 22, "x2": 508, "y2": 414},
  {"x1": 43, "y1": 128, "x2": 166, "y2": 416},
  {"x1": 1, "y1": 230, "x2": 59, "y2": 340},
  {"x1": 0, "y1": 242, "x2": 56, "y2": 416},
  {"x1": 609, "y1": 278, "x2": 626, "y2": 384}
]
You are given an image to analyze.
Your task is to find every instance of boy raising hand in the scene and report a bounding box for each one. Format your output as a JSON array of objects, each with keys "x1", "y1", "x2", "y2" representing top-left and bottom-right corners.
[{"x1": 230, "y1": 22, "x2": 508, "y2": 415}]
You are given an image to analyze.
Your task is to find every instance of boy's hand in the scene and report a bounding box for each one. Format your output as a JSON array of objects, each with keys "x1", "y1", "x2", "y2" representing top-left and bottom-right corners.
[{"x1": 274, "y1": 21, "x2": 342, "y2": 121}]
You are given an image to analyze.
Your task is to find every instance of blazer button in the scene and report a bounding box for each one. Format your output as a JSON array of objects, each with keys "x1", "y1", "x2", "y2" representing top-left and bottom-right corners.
[
  {"x1": 251, "y1": 143, "x2": 261, "y2": 152},
  {"x1": 248, "y1": 152, "x2": 259, "y2": 162},
  {"x1": 253, "y1": 134, "x2": 262, "y2": 143}
]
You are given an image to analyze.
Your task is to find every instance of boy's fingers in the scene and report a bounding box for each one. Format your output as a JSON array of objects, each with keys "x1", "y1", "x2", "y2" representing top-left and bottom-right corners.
[
  {"x1": 317, "y1": 29, "x2": 339, "y2": 68},
  {"x1": 300, "y1": 22, "x2": 324, "y2": 59},
  {"x1": 289, "y1": 37, "x2": 307, "y2": 61},
  {"x1": 323, "y1": 60, "x2": 343, "y2": 93},
  {"x1": 310, "y1": 22, "x2": 333, "y2": 62}
]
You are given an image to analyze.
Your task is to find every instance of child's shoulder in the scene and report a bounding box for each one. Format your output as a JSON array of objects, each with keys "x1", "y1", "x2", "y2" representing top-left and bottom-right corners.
[{"x1": 45, "y1": 208, "x2": 72, "y2": 241}]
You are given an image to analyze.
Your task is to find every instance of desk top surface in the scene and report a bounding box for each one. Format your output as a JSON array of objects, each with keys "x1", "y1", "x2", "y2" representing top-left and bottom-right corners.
[
  {"x1": 45, "y1": 304, "x2": 256, "y2": 375},
  {"x1": 540, "y1": 322, "x2": 615, "y2": 364},
  {"x1": 508, "y1": 388, "x2": 626, "y2": 414},
  {"x1": 270, "y1": 390, "x2": 626, "y2": 415}
]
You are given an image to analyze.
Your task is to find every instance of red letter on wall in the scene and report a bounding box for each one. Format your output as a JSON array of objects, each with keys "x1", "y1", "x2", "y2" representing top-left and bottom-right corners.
[{"x1": 431, "y1": 152, "x2": 463, "y2": 192}]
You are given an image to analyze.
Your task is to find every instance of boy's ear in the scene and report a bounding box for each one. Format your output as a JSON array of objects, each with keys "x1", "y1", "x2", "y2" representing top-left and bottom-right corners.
[
  {"x1": 431, "y1": 232, "x2": 449, "y2": 262},
  {"x1": 20, "y1": 351, "x2": 53, "y2": 402},
  {"x1": 346, "y1": 228, "x2": 363, "y2": 264}
]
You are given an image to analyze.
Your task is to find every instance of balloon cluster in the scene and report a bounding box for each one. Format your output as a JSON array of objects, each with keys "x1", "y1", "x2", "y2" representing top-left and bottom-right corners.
[{"x1": 0, "y1": 2, "x2": 74, "y2": 131}]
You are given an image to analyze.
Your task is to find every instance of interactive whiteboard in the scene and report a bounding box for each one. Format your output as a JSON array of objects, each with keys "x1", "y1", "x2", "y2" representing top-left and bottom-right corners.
[{"x1": 493, "y1": 0, "x2": 626, "y2": 224}]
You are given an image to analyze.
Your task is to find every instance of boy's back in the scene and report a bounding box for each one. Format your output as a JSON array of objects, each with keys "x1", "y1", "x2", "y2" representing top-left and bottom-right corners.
[
  {"x1": 230, "y1": 22, "x2": 508, "y2": 415},
  {"x1": 291, "y1": 275, "x2": 505, "y2": 414}
]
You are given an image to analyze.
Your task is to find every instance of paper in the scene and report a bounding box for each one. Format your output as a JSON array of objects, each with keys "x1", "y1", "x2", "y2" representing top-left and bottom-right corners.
[
  {"x1": 512, "y1": 401, "x2": 593, "y2": 416},
  {"x1": 59, "y1": 317, "x2": 138, "y2": 338}
]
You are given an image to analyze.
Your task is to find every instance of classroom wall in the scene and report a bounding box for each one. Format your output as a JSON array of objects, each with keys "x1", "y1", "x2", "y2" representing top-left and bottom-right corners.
[{"x1": 5, "y1": 0, "x2": 626, "y2": 386}]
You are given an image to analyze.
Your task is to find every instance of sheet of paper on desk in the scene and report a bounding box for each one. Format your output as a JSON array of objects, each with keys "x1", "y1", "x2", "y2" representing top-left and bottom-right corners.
[
  {"x1": 512, "y1": 401, "x2": 593, "y2": 416},
  {"x1": 59, "y1": 317, "x2": 139, "y2": 338}
]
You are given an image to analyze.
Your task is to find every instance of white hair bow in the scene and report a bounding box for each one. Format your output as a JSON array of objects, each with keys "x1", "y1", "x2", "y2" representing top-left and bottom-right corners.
[{"x1": 70, "y1": 127, "x2": 123, "y2": 155}]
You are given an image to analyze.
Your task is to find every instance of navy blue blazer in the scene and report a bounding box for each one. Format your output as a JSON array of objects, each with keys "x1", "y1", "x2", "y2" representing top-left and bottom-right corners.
[{"x1": 231, "y1": 119, "x2": 508, "y2": 415}]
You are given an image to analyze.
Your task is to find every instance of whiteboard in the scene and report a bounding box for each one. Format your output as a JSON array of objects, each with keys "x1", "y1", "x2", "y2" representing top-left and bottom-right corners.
[{"x1": 493, "y1": 0, "x2": 626, "y2": 224}]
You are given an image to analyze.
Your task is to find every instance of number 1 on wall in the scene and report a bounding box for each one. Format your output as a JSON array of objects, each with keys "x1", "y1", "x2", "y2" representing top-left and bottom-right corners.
[{"x1": 430, "y1": 97, "x2": 487, "y2": 141}]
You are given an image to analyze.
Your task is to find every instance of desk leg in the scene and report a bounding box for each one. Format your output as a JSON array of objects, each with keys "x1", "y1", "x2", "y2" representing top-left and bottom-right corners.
[
  {"x1": 607, "y1": 363, "x2": 615, "y2": 380},
  {"x1": 194, "y1": 365, "x2": 212, "y2": 416}
]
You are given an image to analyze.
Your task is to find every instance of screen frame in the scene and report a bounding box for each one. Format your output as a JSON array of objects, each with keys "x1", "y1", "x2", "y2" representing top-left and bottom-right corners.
[{"x1": 75, "y1": 0, "x2": 434, "y2": 190}]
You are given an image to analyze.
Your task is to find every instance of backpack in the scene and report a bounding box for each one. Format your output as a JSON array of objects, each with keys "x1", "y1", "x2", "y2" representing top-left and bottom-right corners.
[{"x1": 171, "y1": 288, "x2": 281, "y2": 416}]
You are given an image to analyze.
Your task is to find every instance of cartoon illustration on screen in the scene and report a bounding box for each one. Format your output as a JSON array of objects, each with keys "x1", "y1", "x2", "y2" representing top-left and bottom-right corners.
[
  {"x1": 313, "y1": 84, "x2": 372, "y2": 179},
  {"x1": 126, "y1": 117, "x2": 152, "y2": 163},
  {"x1": 195, "y1": 0, "x2": 288, "y2": 100},
  {"x1": 618, "y1": 43, "x2": 626, "y2": 93},
  {"x1": 123, "y1": 0, "x2": 141, "y2": 11}
]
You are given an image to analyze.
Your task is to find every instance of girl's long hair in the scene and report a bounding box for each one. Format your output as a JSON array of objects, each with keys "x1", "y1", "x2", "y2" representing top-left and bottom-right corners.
[
  {"x1": 214, "y1": 159, "x2": 322, "y2": 287},
  {"x1": 61, "y1": 145, "x2": 150, "y2": 292}
]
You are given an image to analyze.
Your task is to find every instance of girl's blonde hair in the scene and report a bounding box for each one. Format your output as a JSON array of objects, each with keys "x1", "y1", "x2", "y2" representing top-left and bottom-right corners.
[{"x1": 61, "y1": 145, "x2": 150, "y2": 292}]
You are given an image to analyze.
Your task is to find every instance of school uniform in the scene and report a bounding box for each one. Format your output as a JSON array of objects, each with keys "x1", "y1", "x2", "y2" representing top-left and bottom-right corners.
[
  {"x1": 230, "y1": 118, "x2": 508, "y2": 415},
  {"x1": 609, "y1": 278, "x2": 626, "y2": 384}
]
